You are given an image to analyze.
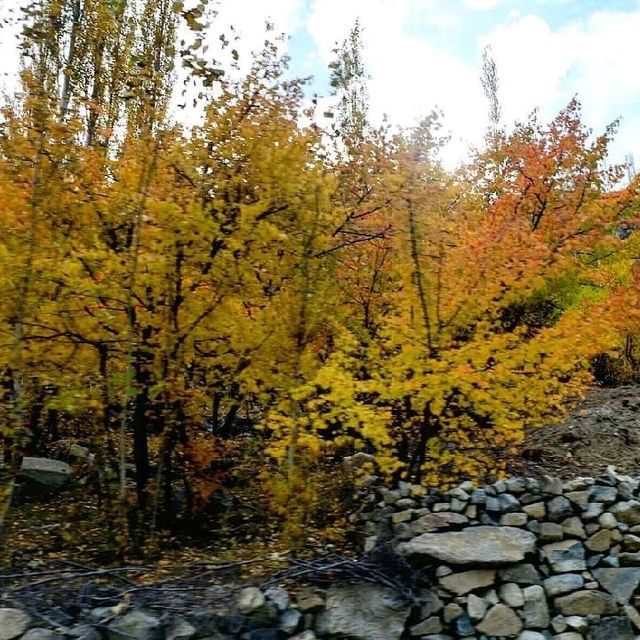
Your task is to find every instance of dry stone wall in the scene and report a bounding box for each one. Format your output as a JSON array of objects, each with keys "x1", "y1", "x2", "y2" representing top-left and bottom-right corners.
[{"x1": 6, "y1": 468, "x2": 640, "y2": 640}]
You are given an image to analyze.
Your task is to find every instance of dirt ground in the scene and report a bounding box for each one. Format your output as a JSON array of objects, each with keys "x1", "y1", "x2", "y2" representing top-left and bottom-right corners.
[{"x1": 513, "y1": 385, "x2": 640, "y2": 478}]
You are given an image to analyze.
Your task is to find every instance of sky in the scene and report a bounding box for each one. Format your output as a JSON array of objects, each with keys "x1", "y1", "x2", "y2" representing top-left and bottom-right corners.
[
  {"x1": 209, "y1": 0, "x2": 640, "y2": 170},
  {"x1": 1, "y1": 0, "x2": 639, "y2": 170}
]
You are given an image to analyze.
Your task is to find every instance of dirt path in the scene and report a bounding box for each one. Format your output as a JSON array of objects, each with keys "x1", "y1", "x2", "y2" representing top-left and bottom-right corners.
[{"x1": 513, "y1": 385, "x2": 640, "y2": 478}]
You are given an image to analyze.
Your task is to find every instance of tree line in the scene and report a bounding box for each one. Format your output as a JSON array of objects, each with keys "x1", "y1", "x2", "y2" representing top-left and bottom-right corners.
[{"x1": 1, "y1": 0, "x2": 639, "y2": 554}]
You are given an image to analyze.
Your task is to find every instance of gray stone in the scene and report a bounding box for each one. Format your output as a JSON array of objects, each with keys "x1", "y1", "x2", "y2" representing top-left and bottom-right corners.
[
  {"x1": 553, "y1": 633, "x2": 583, "y2": 640},
  {"x1": 543, "y1": 574, "x2": 584, "y2": 597},
  {"x1": 440, "y1": 569, "x2": 496, "y2": 595},
  {"x1": 495, "y1": 480, "x2": 508, "y2": 493},
  {"x1": 586, "y1": 529, "x2": 613, "y2": 552},
  {"x1": 412, "y1": 512, "x2": 469, "y2": 534},
  {"x1": 290, "y1": 632, "x2": 316, "y2": 640},
  {"x1": 523, "y1": 585, "x2": 550, "y2": 628},
  {"x1": 554, "y1": 590, "x2": 617, "y2": 615},
  {"x1": 592, "y1": 568, "x2": 640, "y2": 603},
  {"x1": 562, "y1": 616, "x2": 587, "y2": 632},
  {"x1": 399, "y1": 526, "x2": 536, "y2": 565},
  {"x1": 21, "y1": 632, "x2": 59, "y2": 640},
  {"x1": 612, "y1": 501, "x2": 640, "y2": 525},
  {"x1": 523, "y1": 502, "x2": 546, "y2": 519},
  {"x1": 518, "y1": 633, "x2": 546, "y2": 640},
  {"x1": 454, "y1": 614, "x2": 475, "y2": 636},
  {"x1": 542, "y1": 541, "x2": 586, "y2": 572},
  {"x1": 107, "y1": 610, "x2": 162, "y2": 640},
  {"x1": 0, "y1": 609, "x2": 32, "y2": 640},
  {"x1": 507, "y1": 478, "x2": 527, "y2": 494},
  {"x1": 392, "y1": 509, "x2": 413, "y2": 523},
  {"x1": 619, "y1": 552, "x2": 640, "y2": 566},
  {"x1": 420, "y1": 592, "x2": 444, "y2": 618},
  {"x1": 590, "y1": 616, "x2": 634, "y2": 640},
  {"x1": 166, "y1": 619, "x2": 197, "y2": 640},
  {"x1": 564, "y1": 477, "x2": 594, "y2": 491},
  {"x1": 236, "y1": 587, "x2": 266, "y2": 614},
  {"x1": 265, "y1": 586, "x2": 289, "y2": 611},
  {"x1": 600, "y1": 512, "x2": 619, "y2": 529},
  {"x1": 444, "y1": 603, "x2": 464, "y2": 623},
  {"x1": 467, "y1": 594, "x2": 487, "y2": 620},
  {"x1": 541, "y1": 477, "x2": 564, "y2": 495},
  {"x1": 499, "y1": 564, "x2": 542, "y2": 585},
  {"x1": 476, "y1": 604, "x2": 523, "y2": 637},
  {"x1": 603, "y1": 555, "x2": 621, "y2": 567},
  {"x1": 590, "y1": 486, "x2": 618, "y2": 503},
  {"x1": 499, "y1": 494, "x2": 521, "y2": 512},
  {"x1": 248, "y1": 628, "x2": 279, "y2": 640},
  {"x1": 565, "y1": 491, "x2": 590, "y2": 508},
  {"x1": 500, "y1": 583, "x2": 524, "y2": 607},
  {"x1": 433, "y1": 503, "x2": 451, "y2": 512},
  {"x1": 315, "y1": 583, "x2": 410, "y2": 640},
  {"x1": 622, "y1": 534, "x2": 640, "y2": 551},
  {"x1": 410, "y1": 617, "x2": 443, "y2": 636},
  {"x1": 485, "y1": 588, "x2": 500, "y2": 605},
  {"x1": 450, "y1": 498, "x2": 467, "y2": 512},
  {"x1": 540, "y1": 522, "x2": 564, "y2": 542},
  {"x1": 486, "y1": 496, "x2": 501, "y2": 512},
  {"x1": 470, "y1": 489, "x2": 487, "y2": 504},
  {"x1": 296, "y1": 588, "x2": 325, "y2": 612},
  {"x1": 584, "y1": 503, "x2": 605, "y2": 519},
  {"x1": 502, "y1": 513, "x2": 529, "y2": 526},
  {"x1": 547, "y1": 497, "x2": 573, "y2": 522},
  {"x1": 561, "y1": 517, "x2": 586, "y2": 539},
  {"x1": 20, "y1": 457, "x2": 71, "y2": 490},
  {"x1": 279, "y1": 610, "x2": 302, "y2": 634},
  {"x1": 68, "y1": 626, "x2": 101, "y2": 640},
  {"x1": 623, "y1": 604, "x2": 640, "y2": 630}
]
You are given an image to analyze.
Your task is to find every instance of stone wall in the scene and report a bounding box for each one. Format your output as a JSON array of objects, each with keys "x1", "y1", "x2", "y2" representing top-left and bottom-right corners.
[{"x1": 5, "y1": 468, "x2": 640, "y2": 640}]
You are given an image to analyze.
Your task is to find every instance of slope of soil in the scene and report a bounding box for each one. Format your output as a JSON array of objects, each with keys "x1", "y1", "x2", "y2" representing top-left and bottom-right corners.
[{"x1": 514, "y1": 385, "x2": 640, "y2": 478}]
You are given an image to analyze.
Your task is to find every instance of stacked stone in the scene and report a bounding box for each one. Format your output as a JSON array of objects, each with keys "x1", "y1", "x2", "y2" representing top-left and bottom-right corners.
[
  {"x1": 357, "y1": 469, "x2": 640, "y2": 640},
  {"x1": 7, "y1": 470, "x2": 640, "y2": 639}
]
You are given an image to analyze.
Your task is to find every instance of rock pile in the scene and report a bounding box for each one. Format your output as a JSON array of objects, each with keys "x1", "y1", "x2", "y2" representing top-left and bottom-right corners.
[
  {"x1": 357, "y1": 468, "x2": 640, "y2": 640},
  {"x1": 7, "y1": 469, "x2": 640, "y2": 639}
]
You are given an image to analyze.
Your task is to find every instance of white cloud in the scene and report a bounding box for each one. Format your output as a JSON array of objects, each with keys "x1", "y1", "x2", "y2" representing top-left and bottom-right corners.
[
  {"x1": 306, "y1": 0, "x2": 487, "y2": 167},
  {"x1": 465, "y1": 0, "x2": 506, "y2": 11},
  {"x1": 482, "y1": 8, "x2": 640, "y2": 168}
]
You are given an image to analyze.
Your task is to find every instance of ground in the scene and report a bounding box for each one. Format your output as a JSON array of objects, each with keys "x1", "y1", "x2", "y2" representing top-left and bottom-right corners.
[
  {"x1": 3, "y1": 385, "x2": 640, "y2": 572},
  {"x1": 513, "y1": 384, "x2": 640, "y2": 478}
]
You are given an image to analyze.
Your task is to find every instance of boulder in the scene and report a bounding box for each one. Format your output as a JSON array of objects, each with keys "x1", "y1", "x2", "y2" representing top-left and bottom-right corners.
[
  {"x1": 0, "y1": 608, "x2": 31, "y2": 640},
  {"x1": 315, "y1": 583, "x2": 410, "y2": 640},
  {"x1": 20, "y1": 457, "x2": 71, "y2": 490},
  {"x1": 399, "y1": 526, "x2": 536, "y2": 565}
]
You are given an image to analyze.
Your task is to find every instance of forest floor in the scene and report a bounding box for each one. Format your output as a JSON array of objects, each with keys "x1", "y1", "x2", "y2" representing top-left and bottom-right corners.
[
  {"x1": 512, "y1": 384, "x2": 640, "y2": 478},
  {"x1": 3, "y1": 385, "x2": 640, "y2": 574}
]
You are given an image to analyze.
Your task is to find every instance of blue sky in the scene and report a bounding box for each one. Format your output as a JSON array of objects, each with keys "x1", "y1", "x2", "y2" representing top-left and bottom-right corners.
[
  {"x1": 1, "y1": 0, "x2": 639, "y2": 170},
  {"x1": 210, "y1": 0, "x2": 640, "y2": 168}
]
